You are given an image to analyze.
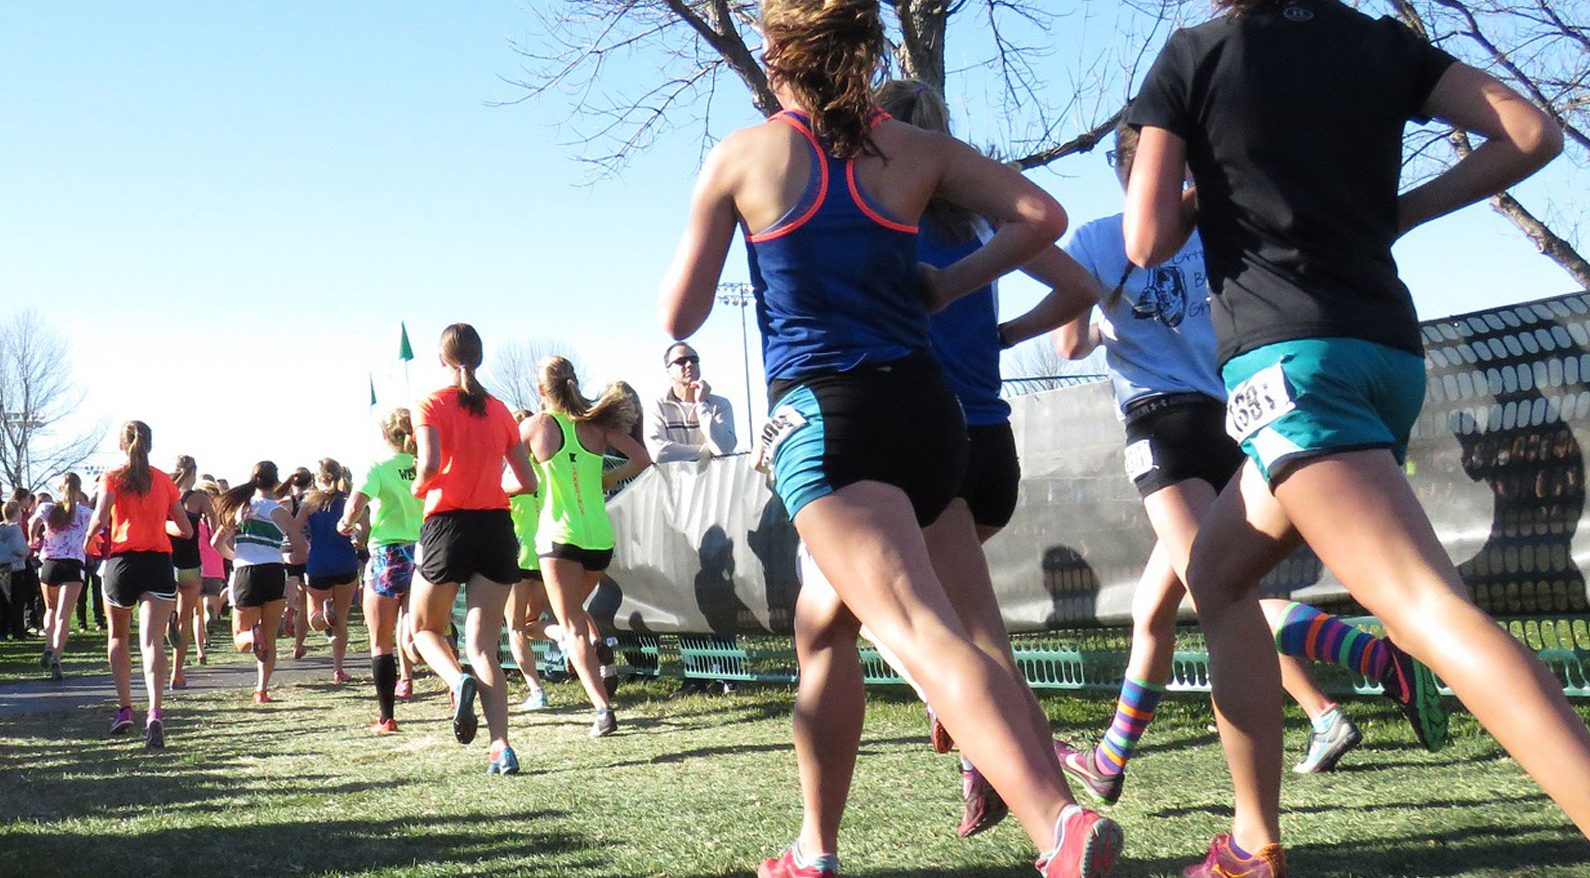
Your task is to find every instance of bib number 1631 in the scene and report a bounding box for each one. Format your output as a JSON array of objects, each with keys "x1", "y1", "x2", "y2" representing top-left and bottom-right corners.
[{"x1": 1225, "y1": 363, "x2": 1295, "y2": 441}]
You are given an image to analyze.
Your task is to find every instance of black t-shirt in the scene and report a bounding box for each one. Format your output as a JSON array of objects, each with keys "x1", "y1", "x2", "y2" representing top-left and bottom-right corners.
[{"x1": 1129, "y1": 0, "x2": 1457, "y2": 366}]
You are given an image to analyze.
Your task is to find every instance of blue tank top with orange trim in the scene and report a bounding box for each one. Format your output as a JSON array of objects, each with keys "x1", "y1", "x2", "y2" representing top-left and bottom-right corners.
[{"x1": 745, "y1": 110, "x2": 931, "y2": 385}]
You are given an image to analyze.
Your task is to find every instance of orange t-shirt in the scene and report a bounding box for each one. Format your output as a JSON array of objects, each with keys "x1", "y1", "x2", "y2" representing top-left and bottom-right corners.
[
  {"x1": 413, "y1": 387, "x2": 519, "y2": 516},
  {"x1": 105, "y1": 467, "x2": 181, "y2": 555}
]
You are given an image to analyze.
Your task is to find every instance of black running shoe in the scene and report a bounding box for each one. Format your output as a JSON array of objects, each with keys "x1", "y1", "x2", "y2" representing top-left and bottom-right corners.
[
  {"x1": 1379, "y1": 640, "x2": 1450, "y2": 752},
  {"x1": 451, "y1": 674, "x2": 479, "y2": 745}
]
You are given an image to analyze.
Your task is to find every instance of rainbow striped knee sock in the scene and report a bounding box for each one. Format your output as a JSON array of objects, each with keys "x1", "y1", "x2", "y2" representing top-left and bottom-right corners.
[
  {"x1": 1094, "y1": 676, "x2": 1166, "y2": 776},
  {"x1": 1274, "y1": 601, "x2": 1389, "y2": 678}
]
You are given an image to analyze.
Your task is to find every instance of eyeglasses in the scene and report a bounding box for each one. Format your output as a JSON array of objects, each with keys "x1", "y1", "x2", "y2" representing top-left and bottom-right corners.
[
  {"x1": 670, "y1": 355, "x2": 700, "y2": 367},
  {"x1": 1105, "y1": 150, "x2": 1120, "y2": 168}
]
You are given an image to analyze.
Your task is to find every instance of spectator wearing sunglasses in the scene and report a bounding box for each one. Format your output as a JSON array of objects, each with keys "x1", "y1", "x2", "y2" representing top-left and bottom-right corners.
[{"x1": 647, "y1": 342, "x2": 738, "y2": 463}]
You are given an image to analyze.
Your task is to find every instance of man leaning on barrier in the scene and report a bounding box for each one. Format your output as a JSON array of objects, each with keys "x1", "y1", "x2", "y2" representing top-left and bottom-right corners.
[{"x1": 647, "y1": 342, "x2": 738, "y2": 464}]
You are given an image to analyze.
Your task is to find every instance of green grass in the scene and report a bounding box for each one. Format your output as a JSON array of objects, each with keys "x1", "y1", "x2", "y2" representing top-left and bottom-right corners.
[{"x1": 2, "y1": 659, "x2": 1586, "y2": 878}]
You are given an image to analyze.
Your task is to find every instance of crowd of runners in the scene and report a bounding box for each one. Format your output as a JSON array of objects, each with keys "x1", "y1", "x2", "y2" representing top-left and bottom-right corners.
[{"x1": 6, "y1": 0, "x2": 1590, "y2": 876}]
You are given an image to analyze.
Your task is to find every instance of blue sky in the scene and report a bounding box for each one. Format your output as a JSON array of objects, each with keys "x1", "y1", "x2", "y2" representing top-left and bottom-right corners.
[{"x1": 0, "y1": 2, "x2": 1581, "y2": 485}]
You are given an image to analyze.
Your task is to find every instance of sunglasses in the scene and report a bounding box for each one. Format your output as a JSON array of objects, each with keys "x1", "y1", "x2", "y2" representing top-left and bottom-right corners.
[{"x1": 670, "y1": 355, "x2": 700, "y2": 367}]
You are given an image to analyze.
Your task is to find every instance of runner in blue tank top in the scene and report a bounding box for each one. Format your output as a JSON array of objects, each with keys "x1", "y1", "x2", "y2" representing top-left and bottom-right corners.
[
  {"x1": 659, "y1": 3, "x2": 1118, "y2": 877},
  {"x1": 297, "y1": 458, "x2": 361, "y2": 685}
]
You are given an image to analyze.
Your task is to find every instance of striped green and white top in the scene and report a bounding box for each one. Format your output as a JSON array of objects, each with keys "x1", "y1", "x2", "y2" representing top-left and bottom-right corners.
[{"x1": 234, "y1": 498, "x2": 286, "y2": 567}]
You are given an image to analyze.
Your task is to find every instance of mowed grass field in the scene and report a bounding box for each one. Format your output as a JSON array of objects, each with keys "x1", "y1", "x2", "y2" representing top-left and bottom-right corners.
[{"x1": 2, "y1": 638, "x2": 1588, "y2": 878}]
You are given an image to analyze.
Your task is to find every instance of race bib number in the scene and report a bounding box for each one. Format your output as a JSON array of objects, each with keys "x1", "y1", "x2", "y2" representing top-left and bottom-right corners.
[
  {"x1": 753, "y1": 406, "x2": 809, "y2": 474},
  {"x1": 1226, "y1": 363, "x2": 1296, "y2": 441},
  {"x1": 1123, "y1": 439, "x2": 1156, "y2": 480}
]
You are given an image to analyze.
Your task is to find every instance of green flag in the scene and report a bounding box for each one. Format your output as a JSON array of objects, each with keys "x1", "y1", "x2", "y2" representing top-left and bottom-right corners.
[
  {"x1": 398, "y1": 322, "x2": 414, "y2": 361},
  {"x1": 369, "y1": 374, "x2": 377, "y2": 407}
]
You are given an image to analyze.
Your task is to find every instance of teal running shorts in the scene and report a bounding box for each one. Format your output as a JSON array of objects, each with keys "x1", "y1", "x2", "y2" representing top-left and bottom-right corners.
[{"x1": 1221, "y1": 337, "x2": 1426, "y2": 484}]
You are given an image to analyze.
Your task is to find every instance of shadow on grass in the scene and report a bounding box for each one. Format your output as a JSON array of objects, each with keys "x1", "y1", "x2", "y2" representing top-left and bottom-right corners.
[
  {"x1": 1126, "y1": 825, "x2": 1590, "y2": 878},
  {"x1": 0, "y1": 809, "x2": 588, "y2": 878}
]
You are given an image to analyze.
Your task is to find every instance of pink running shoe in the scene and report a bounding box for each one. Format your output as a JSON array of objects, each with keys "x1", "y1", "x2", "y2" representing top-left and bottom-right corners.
[
  {"x1": 955, "y1": 764, "x2": 1009, "y2": 838},
  {"x1": 1182, "y1": 834, "x2": 1287, "y2": 878},
  {"x1": 395, "y1": 678, "x2": 414, "y2": 700},
  {"x1": 758, "y1": 845, "x2": 838, "y2": 878},
  {"x1": 1035, "y1": 806, "x2": 1123, "y2": 878},
  {"x1": 332, "y1": 669, "x2": 351, "y2": 684}
]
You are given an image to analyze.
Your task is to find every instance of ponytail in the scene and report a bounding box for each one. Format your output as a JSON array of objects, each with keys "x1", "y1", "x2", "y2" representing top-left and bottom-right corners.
[
  {"x1": 305, "y1": 457, "x2": 348, "y2": 515},
  {"x1": 537, "y1": 356, "x2": 591, "y2": 419},
  {"x1": 585, "y1": 381, "x2": 642, "y2": 433},
  {"x1": 762, "y1": 0, "x2": 886, "y2": 160},
  {"x1": 440, "y1": 323, "x2": 489, "y2": 417},
  {"x1": 217, "y1": 461, "x2": 280, "y2": 527},
  {"x1": 46, "y1": 472, "x2": 81, "y2": 530},
  {"x1": 116, "y1": 421, "x2": 153, "y2": 496},
  {"x1": 876, "y1": 79, "x2": 978, "y2": 244}
]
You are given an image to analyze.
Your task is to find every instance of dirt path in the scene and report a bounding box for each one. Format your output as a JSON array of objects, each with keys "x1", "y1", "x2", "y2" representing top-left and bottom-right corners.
[{"x1": 0, "y1": 653, "x2": 340, "y2": 717}]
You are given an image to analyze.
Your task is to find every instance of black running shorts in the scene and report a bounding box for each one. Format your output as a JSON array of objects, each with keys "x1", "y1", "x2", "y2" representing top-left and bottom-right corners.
[
  {"x1": 40, "y1": 559, "x2": 85, "y2": 587},
  {"x1": 417, "y1": 509, "x2": 519, "y2": 587},
  {"x1": 232, "y1": 563, "x2": 288, "y2": 608},
  {"x1": 103, "y1": 551, "x2": 177, "y2": 609},
  {"x1": 306, "y1": 570, "x2": 358, "y2": 591},
  {"x1": 1121, "y1": 393, "x2": 1246, "y2": 499},
  {"x1": 767, "y1": 352, "x2": 968, "y2": 527},
  {"x1": 959, "y1": 422, "x2": 1021, "y2": 529},
  {"x1": 541, "y1": 542, "x2": 615, "y2": 573}
]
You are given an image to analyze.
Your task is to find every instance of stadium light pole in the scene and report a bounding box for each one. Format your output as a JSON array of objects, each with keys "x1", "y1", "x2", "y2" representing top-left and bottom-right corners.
[{"x1": 715, "y1": 283, "x2": 757, "y2": 442}]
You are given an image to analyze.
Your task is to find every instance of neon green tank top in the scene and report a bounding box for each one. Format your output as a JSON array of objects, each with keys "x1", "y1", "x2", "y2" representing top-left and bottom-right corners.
[
  {"x1": 535, "y1": 412, "x2": 614, "y2": 553},
  {"x1": 510, "y1": 463, "x2": 543, "y2": 571}
]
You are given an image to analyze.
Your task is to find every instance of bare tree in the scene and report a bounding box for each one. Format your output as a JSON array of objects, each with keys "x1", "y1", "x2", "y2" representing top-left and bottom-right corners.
[
  {"x1": 0, "y1": 310, "x2": 105, "y2": 492},
  {"x1": 504, "y1": 1, "x2": 1176, "y2": 177},
  {"x1": 1388, "y1": 0, "x2": 1590, "y2": 287},
  {"x1": 485, "y1": 338, "x2": 585, "y2": 413},
  {"x1": 511, "y1": 1, "x2": 1588, "y2": 286},
  {"x1": 1001, "y1": 335, "x2": 1106, "y2": 396}
]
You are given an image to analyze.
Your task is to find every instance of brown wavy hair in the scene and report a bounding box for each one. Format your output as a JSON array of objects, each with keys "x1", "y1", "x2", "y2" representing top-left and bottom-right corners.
[
  {"x1": 762, "y1": 0, "x2": 886, "y2": 159},
  {"x1": 537, "y1": 356, "x2": 639, "y2": 433}
]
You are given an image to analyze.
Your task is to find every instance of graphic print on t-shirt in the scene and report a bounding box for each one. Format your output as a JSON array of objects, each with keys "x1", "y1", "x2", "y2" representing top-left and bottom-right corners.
[{"x1": 1132, "y1": 266, "x2": 1192, "y2": 328}]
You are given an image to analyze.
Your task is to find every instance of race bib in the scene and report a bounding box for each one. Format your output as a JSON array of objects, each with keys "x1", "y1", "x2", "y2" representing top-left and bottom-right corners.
[
  {"x1": 1226, "y1": 363, "x2": 1296, "y2": 441},
  {"x1": 1123, "y1": 439, "x2": 1156, "y2": 480},
  {"x1": 753, "y1": 406, "x2": 810, "y2": 474}
]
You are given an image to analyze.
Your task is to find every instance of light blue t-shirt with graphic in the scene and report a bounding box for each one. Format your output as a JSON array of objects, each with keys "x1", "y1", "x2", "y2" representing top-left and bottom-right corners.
[{"x1": 1065, "y1": 213, "x2": 1227, "y2": 415}]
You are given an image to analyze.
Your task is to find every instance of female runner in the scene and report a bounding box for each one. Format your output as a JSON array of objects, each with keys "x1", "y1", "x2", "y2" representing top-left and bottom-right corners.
[
  {"x1": 410, "y1": 323, "x2": 538, "y2": 774},
  {"x1": 659, "y1": 2, "x2": 1113, "y2": 875},
  {"x1": 213, "y1": 462, "x2": 307, "y2": 703},
  {"x1": 84, "y1": 421, "x2": 192, "y2": 747},
  {"x1": 507, "y1": 408, "x2": 550, "y2": 711},
  {"x1": 1125, "y1": 0, "x2": 1590, "y2": 871},
  {"x1": 36, "y1": 473, "x2": 93, "y2": 681},
  {"x1": 196, "y1": 478, "x2": 228, "y2": 645},
  {"x1": 338, "y1": 408, "x2": 424, "y2": 733},
  {"x1": 525, "y1": 357, "x2": 650, "y2": 736},
  {"x1": 168, "y1": 455, "x2": 217, "y2": 687},
  {"x1": 998, "y1": 120, "x2": 1448, "y2": 804},
  {"x1": 299, "y1": 457, "x2": 360, "y2": 683},
  {"x1": 277, "y1": 466, "x2": 313, "y2": 659}
]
